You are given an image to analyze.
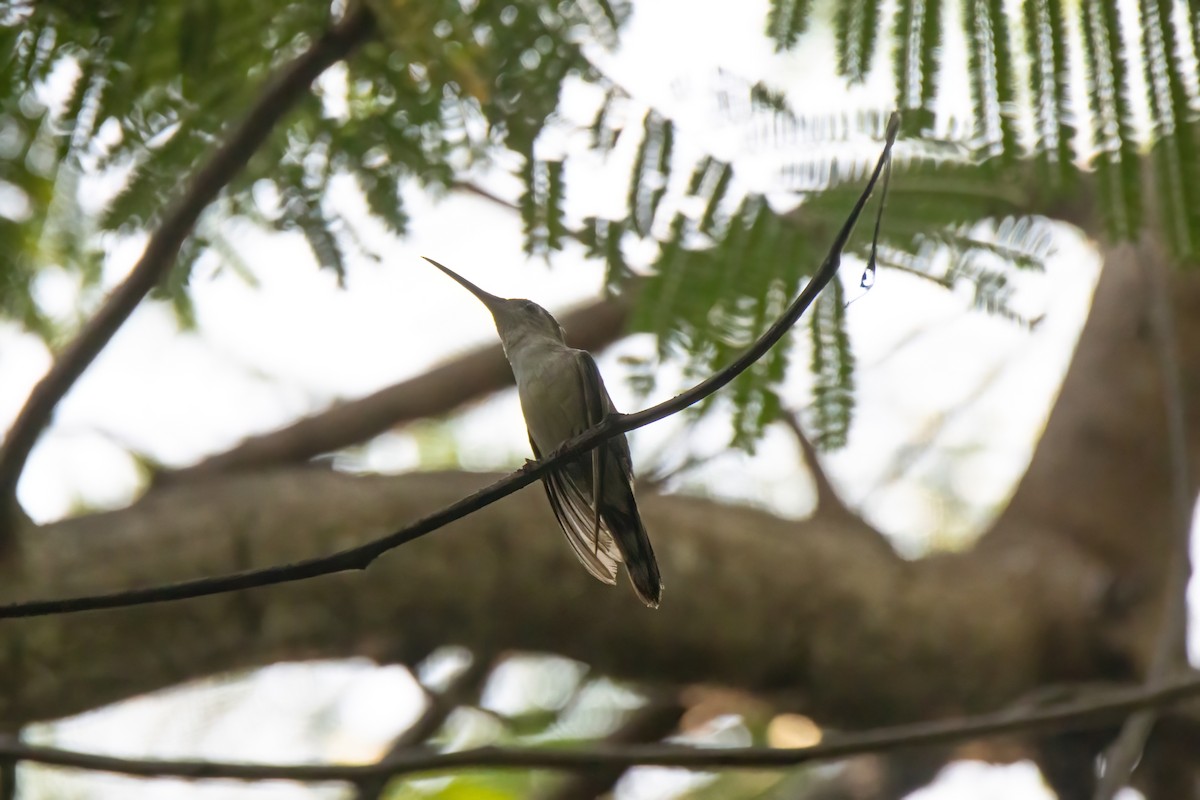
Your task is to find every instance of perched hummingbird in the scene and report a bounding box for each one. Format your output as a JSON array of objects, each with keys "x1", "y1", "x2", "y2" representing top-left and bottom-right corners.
[{"x1": 422, "y1": 257, "x2": 662, "y2": 607}]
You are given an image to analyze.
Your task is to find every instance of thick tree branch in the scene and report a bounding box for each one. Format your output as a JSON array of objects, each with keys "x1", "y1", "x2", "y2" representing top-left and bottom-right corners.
[
  {"x1": 0, "y1": 466, "x2": 1107, "y2": 729},
  {"x1": 6, "y1": 674, "x2": 1200, "y2": 784},
  {"x1": 0, "y1": 5, "x2": 375, "y2": 544},
  {"x1": 1094, "y1": 250, "x2": 1196, "y2": 799},
  {"x1": 0, "y1": 114, "x2": 900, "y2": 618},
  {"x1": 161, "y1": 295, "x2": 631, "y2": 483},
  {"x1": 989, "y1": 239, "x2": 1200, "y2": 666},
  {"x1": 970, "y1": 231, "x2": 1200, "y2": 795}
]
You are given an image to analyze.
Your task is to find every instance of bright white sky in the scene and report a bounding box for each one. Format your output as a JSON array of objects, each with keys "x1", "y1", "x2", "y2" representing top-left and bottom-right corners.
[{"x1": 0, "y1": 0, "x2": 1177, "y2": 798}]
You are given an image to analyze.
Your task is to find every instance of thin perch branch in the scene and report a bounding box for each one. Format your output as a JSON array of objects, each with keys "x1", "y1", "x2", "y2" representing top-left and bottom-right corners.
[
  {"x1": 0, "y1": 5, "x2": 375, "y2": 545},
  {"x1": 0, "y1": 114, "x2": 901, "y2": 618},
  {"x1": 540, "y1": 693, "x2": 685, "y2": 800},
  {"x1": 2, "y1": 671, "x2": 1200, "y2": 784}
]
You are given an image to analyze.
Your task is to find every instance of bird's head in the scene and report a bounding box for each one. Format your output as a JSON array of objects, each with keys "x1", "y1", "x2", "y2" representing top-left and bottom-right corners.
[{"x1": 422, "y1": 257, "x2": 566, "y2": 352}]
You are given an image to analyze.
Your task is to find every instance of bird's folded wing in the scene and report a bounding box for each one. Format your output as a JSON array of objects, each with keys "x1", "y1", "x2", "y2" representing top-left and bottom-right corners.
[{"x1": 531, "y1": 437, "x2": 622, "y2": 584}]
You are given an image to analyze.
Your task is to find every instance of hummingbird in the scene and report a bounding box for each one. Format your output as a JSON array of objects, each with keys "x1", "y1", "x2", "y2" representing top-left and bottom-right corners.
[{"x1": 422, "y1": 257, "x2": 662, "y2": 607}]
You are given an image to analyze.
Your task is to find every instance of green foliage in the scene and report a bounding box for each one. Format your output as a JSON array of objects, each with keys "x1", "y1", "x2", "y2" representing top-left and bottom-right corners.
[
  {"x1": 518, "y1": 157, "x2": 566, "y2": 258},
  {"x1": 962, "y1": 0, "x2": 1020, "y2": 161},
  {"x1": 1022, "y1": 0, "x2": 1073, "y2": 182},
  {"x1": 1080, "y1": 0, "x2": 1141, "y2": 240},
  {"x1": 893, "y1": 0, "x2": 942, "y2": 135},
  {"x1": 626, "y1": 111, "x2": 674, "y2": 236},
  {"x1": 1, "y1": 0, "x2": 622, "y2": 333},
  {"x1": 383, "y1": 770, "x2": 533, "y2": 800},
  {"x1": 808, "y1": 275, "x2": 853, "y2": 450},
  {"x1": 1137, "y1": 0, "x2": 1200, "y2": 259},
  {"x1": 0, "y1": 24, "x2": 84, "y2": 341},
  {"x1": 578, "y1": 214, "x2": 632, "y2": 291},
  {"x1": 4, "y1": 0, "x2": 1200, "y2": 452},
  {"x1": 151, "y1": 231, "x2": 204, "y2": 329},
  {"x1": 767, "y1": 0, "x2": 815, "y2": 51},
  {"x1": 587, "y1": 85, "x2": 627, "y2": 152},
  {"x1": 835, "y1": 0, "x2": 880, "y2": 82}
]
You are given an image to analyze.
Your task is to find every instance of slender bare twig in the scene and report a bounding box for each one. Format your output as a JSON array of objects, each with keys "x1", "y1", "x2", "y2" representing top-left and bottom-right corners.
[
  {"x1": 450, "y1": 180, "x2": 520, "y2": 211},
  {"x1": 1093, "y1": 255, "x2": 1194, "y2": 799},
  {"x1": 355, "y1": 656, "x2": 494, "y2": 800},
  {"x1": 0, "y1": 114, "x2": 900, "y2": 619},
  {"x1": 4, "y1": 671, "x2": 1200, "y2": 784},
  {"x1": 0, "y1": 5, "x2": 375, "y2": 544},
  {"x1": 777, "y1": 409, "x2": 854, "y2": 520}
]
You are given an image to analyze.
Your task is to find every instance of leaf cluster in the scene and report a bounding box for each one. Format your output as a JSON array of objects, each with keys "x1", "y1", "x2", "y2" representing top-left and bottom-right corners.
[{"x1": 3, "y1": 0, "x2": 1199, "y2": 449}]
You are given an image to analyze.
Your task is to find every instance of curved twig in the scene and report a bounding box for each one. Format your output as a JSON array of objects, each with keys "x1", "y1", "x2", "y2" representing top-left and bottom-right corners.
[
  {"x1": 0, "y1": 114, "x2": 900, "y2": 618},
  {"x1": 2, "y1": 671, "x2": 1199, "y2": 783},
  {"x1": 0, "y1": 5, "x2": 376, "y2": 545}
]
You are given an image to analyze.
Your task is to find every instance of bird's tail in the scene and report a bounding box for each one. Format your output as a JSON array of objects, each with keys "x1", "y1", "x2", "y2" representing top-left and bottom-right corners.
[{"x1": 605, "y1": 495, "x2": 662, "y2": 608}]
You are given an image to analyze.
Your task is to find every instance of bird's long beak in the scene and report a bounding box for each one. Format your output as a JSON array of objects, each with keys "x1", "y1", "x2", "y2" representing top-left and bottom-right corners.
[{"x1": 421, "y1": 256, "x2": 504, "y2": 313}]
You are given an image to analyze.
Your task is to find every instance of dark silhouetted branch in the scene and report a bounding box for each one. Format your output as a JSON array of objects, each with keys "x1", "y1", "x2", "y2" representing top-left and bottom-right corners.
[
  {"x1": 0, "y1": 5, "x2": 375, "y2": 545},
  {"x1": 540, "y1": 693, "x2": 685, "y2": 800},
  {"x1": 2, "y1": 670, "x2": 1200, "y2": 784},
  {"x1": 0, "y1": 114, "x2": 900, "y2": 619}
]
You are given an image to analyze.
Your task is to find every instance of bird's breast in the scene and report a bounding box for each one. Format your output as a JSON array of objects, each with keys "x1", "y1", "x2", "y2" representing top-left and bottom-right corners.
[{"x1": 509, "y1": 346, "x2": 588, "y2": 453}]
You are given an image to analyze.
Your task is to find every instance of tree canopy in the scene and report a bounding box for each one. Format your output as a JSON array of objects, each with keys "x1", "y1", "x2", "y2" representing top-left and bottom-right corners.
[{"x1": 6, "y1": 0, "x2": 1194, "y2": 452}]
